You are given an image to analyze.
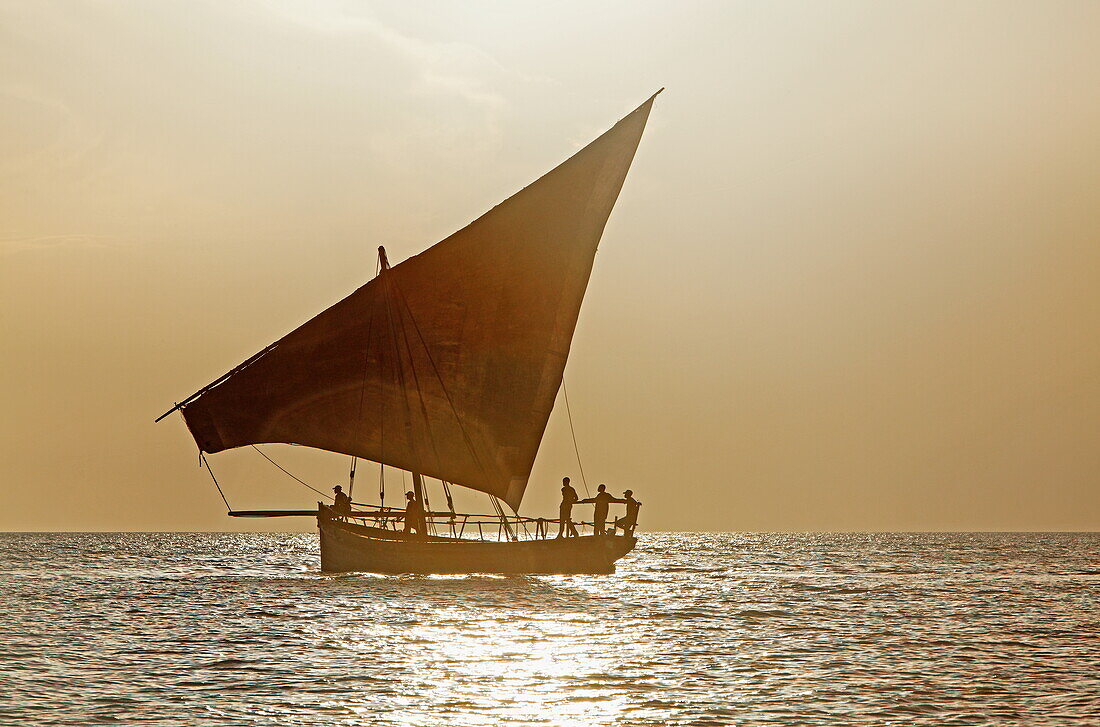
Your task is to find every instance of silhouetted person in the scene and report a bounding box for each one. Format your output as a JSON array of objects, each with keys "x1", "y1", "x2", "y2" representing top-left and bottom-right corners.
[
  {"x1": 332, "y1": 485, "x2": 352, "y2": 516},
  {"x1": 579, "y1": 484, "x2": 624, "y2": 535},
  {"x1": 403, "y1": 491, "x2": 426, "y2": 536},
  {"x1": 557, "y1": 476, "x2": 579, "y2": 538},
  {"x1": 612, "y1": 489, "x2": 642, "y2": 536}
]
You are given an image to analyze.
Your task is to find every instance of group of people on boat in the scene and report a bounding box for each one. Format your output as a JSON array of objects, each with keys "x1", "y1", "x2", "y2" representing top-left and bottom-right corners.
[
  {"x1": 558, "y1": 477, "x2": 640, "y2": 537},
  {"x1": 333, "y1": 485, "x2": 430, "y2": 534},
  {"x1": 331, "y1": 476, "x2": 639, "y2": 538}
]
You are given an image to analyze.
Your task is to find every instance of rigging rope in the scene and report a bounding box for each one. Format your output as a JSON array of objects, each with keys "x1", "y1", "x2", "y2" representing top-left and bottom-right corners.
[
  {"x1": 200, "y1": 452, "x2": 232, "y2": 510},
  {"x1": 379, "y1": 462, "x2": 386, "y2": 508},
  {"x1": 487, "y1": 493, "x2": 516, "y2": 541},
  {"x1": 390, "y1": 280, "x2": 447, "y2": 478},
  {"x1": 389, "y1": 280, "x2": 495, "y2": 487},
  {"x1": 250, "y1": 445, "x2": 329, "y2": 498},
  {"x1": 418, "y1": 473, "x2": 435, "y2": 536},
  {"x1": 562, "y1": 379, "x2": 591, "y2": 498},
  {"x1": 441, "y1": 480, "x2": 456, "y2": 514},
  {"x1": 380, "y1": 273, "x2": 433, "y2": 533},
  {"x1": 352, "y1": 282, "x2": 379, "y2": 470}
]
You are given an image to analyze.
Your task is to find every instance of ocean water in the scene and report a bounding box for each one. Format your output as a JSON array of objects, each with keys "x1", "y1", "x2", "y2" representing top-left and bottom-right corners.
[{"x1": 0, "y1": 532, "x2": 1097, "y2": 726}]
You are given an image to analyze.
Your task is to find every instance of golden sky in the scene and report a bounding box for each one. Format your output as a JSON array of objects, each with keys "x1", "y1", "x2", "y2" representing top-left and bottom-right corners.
[{"x1": 2, "y1": 1, "x2": 1098, "y2": 531}]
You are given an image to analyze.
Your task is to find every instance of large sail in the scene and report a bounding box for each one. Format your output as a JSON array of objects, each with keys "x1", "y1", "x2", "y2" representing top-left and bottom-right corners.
[{"x1": 175, "y1": 92, "x2": 659, "y2": 510}]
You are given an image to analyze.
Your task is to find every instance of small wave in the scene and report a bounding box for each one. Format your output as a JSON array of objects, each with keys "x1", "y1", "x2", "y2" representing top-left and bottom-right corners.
[
  {"x1": 732, "y1": 608, "x2": 789, "y2": 618},
  {"x1": 4, "y1": 531, "x2": 1097, "y2": 726},
  {"x1": 787, "y1": 582, "x2": 869, "y2": 594},
  {"x1": 203, "y1": 658, "x2": 255, "y2": 668}
]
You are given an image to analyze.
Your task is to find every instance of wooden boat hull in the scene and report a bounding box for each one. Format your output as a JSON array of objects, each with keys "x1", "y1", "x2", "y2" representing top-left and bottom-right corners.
[{"x1": 318, "y1": 517, "x2": 636, "y2": 574}]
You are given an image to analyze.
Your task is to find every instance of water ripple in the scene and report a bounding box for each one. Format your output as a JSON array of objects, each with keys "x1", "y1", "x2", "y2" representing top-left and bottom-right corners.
[{"x1": 0, "y1": 532, "x2": 1097, "y2": 725}]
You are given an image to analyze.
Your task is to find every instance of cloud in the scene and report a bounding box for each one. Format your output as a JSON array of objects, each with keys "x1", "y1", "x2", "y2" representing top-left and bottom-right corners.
[
  {"x1": 0, "y1": 84, "x2": 105, "y2": 178},
  {"x1": 254, "y1": 0, "x2": 513, "y2": 115},
  {"x1": 0, "y1": 233, "x2": 126, "y2": 256}
]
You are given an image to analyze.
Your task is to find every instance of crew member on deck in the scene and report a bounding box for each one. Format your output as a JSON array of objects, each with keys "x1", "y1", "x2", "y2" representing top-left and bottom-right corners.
[
  {"x1": 403, "y1": 491, "x2": 426, "y2": 536},
  {"x1": 557, "y1": 476, "x2": 579, "y2": 538},
  {"x1": 332, "y1": 485, "x2": 352, "y2": 516},
  {"x1": 579, "y1": 484, "x2": 624, "y2": 536},
  {"x1": 612, "y1": 490, "x2": 642, "y2": 536}
]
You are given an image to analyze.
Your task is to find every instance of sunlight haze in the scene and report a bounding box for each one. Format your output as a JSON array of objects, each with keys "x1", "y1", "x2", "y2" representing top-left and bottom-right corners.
[{"x1": 2, "y1": 1, "x2": 1099, "y2": 531}]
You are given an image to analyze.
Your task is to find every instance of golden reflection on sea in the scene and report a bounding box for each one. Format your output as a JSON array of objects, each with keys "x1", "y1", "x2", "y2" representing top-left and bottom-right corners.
[
  {"x1": 1, "y1": 532, "x2": 1098, "y2": 725},
  {"x1": 328, "y1": 575, "x2": 635, "y2": 725}
]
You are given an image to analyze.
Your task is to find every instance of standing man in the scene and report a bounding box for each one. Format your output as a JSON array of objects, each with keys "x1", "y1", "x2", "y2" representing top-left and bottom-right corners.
[
  {"x1": 402, "y1": 490, "x2": 426, "y2": 536},
  {"x1": 332, "y1": 485, "x2": 352, "y2": 516},
  {"x1": 557, "y1": 476, "x2": 579, "y2": 538},
  {"x1": 612, "y1": 490, "x2": 642, "y2": 536},
  {"x1": 580, "y1": 484, "x2": 624, "y2": 536}
]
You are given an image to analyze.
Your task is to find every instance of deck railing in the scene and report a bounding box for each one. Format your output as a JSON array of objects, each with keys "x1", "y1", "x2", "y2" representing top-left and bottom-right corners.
[{"x1": 324, "y1": 504, "x2": 636, "y2": 542}]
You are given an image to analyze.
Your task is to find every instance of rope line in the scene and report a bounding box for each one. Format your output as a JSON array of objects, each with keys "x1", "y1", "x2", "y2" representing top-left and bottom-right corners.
[
  {"x1": 562, "y1": 379, "x2": 591, "y2": 498},
  {"x1": 441, "y1": 480, "x2": 456, "y2": 514},
  {"x1": 200, "y1": 452, "x2": 232, "y2": 510},
  {"x1": 380, "y1": 275, "x2": 419, "y2": 476},
  {"x1": 250, "y1": 445, "x2": 329, "y2": 498},
  {"x1": 391, "y1": 281, "x2": 447, "y2": 479},
  {"x1": 487, "y1": 493, "x2": 516, "y2": 541},
  {"x1": 389, "y1": 279, "x2": 497, "y2": 489},
  {"x1": 379, "y1": 462, "x2": 385, "y2": 508}
]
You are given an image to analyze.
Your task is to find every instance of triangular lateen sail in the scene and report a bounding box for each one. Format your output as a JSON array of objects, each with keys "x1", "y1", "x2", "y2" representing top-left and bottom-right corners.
[{"x1": 176, "y1": 92, "x2": 659, "y2": 510}]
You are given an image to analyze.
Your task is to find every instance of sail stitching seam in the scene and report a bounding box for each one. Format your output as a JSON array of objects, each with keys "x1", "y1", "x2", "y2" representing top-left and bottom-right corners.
[
  {"x1": 388, "y1": 278, "x2": 497, "y2": 492},
  {"x1": 380, "y1": 275, "x2": 419, "y2": 476},
  {"x1": 389, "y1": 278, "x2": 447, "y2": 478}
]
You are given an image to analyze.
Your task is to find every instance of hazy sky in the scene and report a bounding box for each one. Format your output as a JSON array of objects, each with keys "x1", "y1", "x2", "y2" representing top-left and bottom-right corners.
[{"x1": 3, "y1": 1, "x2": 1099, "y2": 532}]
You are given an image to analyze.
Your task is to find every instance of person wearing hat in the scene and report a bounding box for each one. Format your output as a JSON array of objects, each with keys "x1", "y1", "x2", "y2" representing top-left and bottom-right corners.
[
  {"x1": 402, "y1": 490, "x2": 426, "y2": 536},
  {"x1": 332, "y1": 485, "x2": 352, "y2": 516},
  {"x1": 612, "y1": 490, "x2": 642, "y2": 536}
]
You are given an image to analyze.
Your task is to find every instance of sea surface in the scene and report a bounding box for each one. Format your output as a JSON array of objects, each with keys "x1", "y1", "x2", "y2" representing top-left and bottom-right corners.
[{"x1": 0, "y1": 532, "x2": 1097, "y2": 726}]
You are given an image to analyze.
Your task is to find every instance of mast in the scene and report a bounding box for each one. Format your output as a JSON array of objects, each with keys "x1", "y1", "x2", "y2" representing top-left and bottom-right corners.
[
  {"x1": 349, "y1": 246, "x2": 393, "y2": 501},
  {"x1": 384, "y1": 243, "x2": 425, "y2": 511},
  {"x1": 382, "y1": 242, "x2": 425, "y2": 509}
]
